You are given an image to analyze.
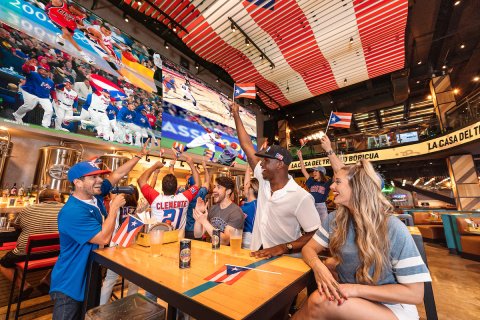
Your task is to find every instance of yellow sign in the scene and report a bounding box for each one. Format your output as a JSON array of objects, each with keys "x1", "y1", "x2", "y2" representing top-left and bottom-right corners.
[{"x1": 289, "y1": 121, "x2": 480, "y2": 169}]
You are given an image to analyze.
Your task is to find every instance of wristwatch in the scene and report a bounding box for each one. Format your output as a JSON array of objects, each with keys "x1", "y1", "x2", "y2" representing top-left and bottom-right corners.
[
  {"x1": 286, "y1": 243, "x2": 293, "y2": 254},
  {"x1": 326, "y1": 150, "x2": 335, "y2": 155}
]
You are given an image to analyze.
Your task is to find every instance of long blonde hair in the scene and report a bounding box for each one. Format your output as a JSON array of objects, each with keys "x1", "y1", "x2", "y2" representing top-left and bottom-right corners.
[{"x1": 329, "y1": 159, "x2": 393, "y2": 284}]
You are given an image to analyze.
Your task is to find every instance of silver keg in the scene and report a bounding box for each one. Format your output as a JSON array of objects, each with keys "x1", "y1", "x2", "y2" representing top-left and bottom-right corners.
[
  {"x1": 98, "y1": 152, "x2": 130, "y2": 185},
  {"x1": 34, "y1": 145, "x2": 82, "y2": 193},
  {"x1": 0, "y1": 128, "x2": 13, "y2": 187}
]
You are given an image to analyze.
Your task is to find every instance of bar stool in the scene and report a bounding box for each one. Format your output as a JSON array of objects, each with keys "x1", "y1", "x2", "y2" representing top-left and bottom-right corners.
[
  {"x1": 6, "y1": 233, "x2": 60, "y2": 320},
  {"x1": 85, "y1": 293, "x2": 166, "y2": 320}
]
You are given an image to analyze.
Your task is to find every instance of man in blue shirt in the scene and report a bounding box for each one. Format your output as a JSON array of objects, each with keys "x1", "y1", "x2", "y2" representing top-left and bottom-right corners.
[
  {"x1": 13, "y1": 60, "x2": 56, "y2": 128},
  {"x1": 50, "y1": 142, "x2": 149, "y2": 320}
]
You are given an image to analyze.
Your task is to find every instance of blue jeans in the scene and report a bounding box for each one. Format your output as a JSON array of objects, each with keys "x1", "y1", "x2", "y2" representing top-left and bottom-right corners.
[{"x1": 51, "y1": 291, "x2": 83, "y2": 320}]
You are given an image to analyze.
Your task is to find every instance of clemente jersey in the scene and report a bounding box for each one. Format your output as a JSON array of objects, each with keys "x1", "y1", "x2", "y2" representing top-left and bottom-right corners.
[{"x1": 140, "y1": 185, "x2": 199, "y2": 230}]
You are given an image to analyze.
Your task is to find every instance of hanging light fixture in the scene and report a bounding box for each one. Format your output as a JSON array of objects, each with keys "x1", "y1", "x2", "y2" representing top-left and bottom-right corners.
[{"x1": 123, "y1": 13, "x2": 129, "y2": 22}]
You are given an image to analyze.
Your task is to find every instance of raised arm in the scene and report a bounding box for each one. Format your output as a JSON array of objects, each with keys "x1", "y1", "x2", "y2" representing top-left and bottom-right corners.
[
  {"x1": 231, "y1": 103, "x2": 259, "y2": 170},
  {"x1": 243, "y1": 166, "x2": 252, "y2": 193},
  {"x1": 202, "y1": 160, "x2": 210, "y2": 189},
  {"x1": 107, "y1": 140, "x2": 150, "y2": 185},
  {"x1": 296, "y1": 150, "x2": 310, "y2": 179},
  {"x1": 169, "y1": 148, "x2": 178, "y2": 174},
  {"x1": 137, "y1": 161, "x2": 164, "y2": 189},
  {"x1": 149, "y1": 168, "x2": 160, "y2": 188},
  {"x1": 185, "y1": 155, "x2": 200, "y2": 187},
  {"x1": 320, "y1": 135, "x2": 344, "y2": 174}
]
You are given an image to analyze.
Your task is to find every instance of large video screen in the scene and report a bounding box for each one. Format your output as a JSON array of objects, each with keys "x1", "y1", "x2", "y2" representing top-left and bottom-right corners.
[
  {"x1": 0, "y1": 0, "x2": 256, "y2": 149},
  {"x1": 161, "y1": 67, "x2": 257, "y2": 137},
  {"x1": 161, "y1": 102, "x2": 257, "y2": 166}
]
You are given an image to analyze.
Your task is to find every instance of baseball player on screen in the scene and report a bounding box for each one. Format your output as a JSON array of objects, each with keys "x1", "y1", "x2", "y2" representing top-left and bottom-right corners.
[
  {"x1": 45, "y1": 0, "x2": 94, "y2": 64},
  {"x1": 65, "y1": 89, "x2": 113, "y2": 140},
  {"x1": 84, "y1": 23, "x2": 125, "y2": 71},
  {"x1": 179, "y1": 118, "x2": 223, "y2": 158},
  {"x1": 53, "y1": 79, "x2": 78, "y2": 131},
  {"x1": 13, "y1": 60, "x2": 56, "y2": 128},
  {"x1": 132, "y1": 106, "x2": 159, "y2": 147},
  {"x1": 87, "y1": 89, "x2": 114, "y2": 141},
  {"x1": 116, "y1": 102, "x2": 138, "y2": 144}
]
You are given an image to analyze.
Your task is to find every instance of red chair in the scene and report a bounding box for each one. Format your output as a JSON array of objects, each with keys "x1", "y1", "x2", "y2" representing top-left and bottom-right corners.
[{"x1": 6, "y1": 233, "x2": 60, "y2": 320}]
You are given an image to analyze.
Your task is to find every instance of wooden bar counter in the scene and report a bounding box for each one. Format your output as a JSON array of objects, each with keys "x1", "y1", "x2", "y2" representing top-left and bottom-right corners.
[{"x1": 85, "y1": 240, "x2": 313, "y2": 320}]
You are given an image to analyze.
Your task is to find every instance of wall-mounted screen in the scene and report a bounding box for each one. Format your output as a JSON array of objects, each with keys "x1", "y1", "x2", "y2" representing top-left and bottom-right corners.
[
  {"x1": 161, "y1": 102, "x2": 257, "y2": 166},
  {"x1": 0, "y1": 0, "x2": 256, "y2": 150},
  {"x1": 396, "y1": 131, "x2": 419, "y2": 144}
]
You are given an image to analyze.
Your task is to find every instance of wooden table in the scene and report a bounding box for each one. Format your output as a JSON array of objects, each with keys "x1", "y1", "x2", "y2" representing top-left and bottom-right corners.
[
  {"x1": 407, "y1": 226, "x2": 421, "y2": 236},
  {"x1": 85, "y1": 240, "x2": 313, "y2": 320},
  {"x1": 467, "y1": 227, "x2": 480, "y2": 235}
]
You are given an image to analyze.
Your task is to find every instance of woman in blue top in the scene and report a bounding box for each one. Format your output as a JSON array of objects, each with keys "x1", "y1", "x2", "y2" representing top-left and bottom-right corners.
[
  {"x1": 297, "y1": 150, "x2": 332, "y2": 223},
  {"x1": 241, "y1": 166, "x2": 258, "y2": 249},
  {"x1": 293, "y1": 159, "x2": 431, "y2": 320}
]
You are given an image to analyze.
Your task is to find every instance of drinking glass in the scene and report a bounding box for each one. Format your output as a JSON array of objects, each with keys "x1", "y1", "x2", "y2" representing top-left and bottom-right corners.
[
  {"x1": 150, "y1": 230, "x2": 164, "y2": 257},
  {"x1": 230, "y1": 228, "x2": 243, "y2": 255}
]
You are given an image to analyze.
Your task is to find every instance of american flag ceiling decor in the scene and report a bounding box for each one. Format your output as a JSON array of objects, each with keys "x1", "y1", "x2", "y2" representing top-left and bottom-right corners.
[{"x1": 124, "y1": 0, "x2": 408, "y2": 108}]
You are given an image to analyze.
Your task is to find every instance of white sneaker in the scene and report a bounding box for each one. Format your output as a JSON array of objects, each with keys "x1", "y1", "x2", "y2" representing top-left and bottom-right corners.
[
  {"x1": 80, "y1": 51, "x2": 94, "y2": 65},
  {"x1": 12, "y1": 112, "x2": 23, "y2": 124},
  {"x1": 55, "y1": 33, "x2": 65, "y2": 46}
]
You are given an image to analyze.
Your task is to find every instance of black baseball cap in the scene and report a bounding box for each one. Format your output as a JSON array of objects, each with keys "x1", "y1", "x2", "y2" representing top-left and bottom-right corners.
[{"x1": 255, "y1": 145, "x2": 293, "y2": 165}]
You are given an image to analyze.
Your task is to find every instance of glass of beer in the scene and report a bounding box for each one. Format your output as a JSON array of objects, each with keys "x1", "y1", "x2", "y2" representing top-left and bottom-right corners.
[
  {"x1": 230, "y1": 228, "x2": 243, "y2": 255},
  {"x1": 150, "y1": 230, "x2": 164, "y2": 257}
]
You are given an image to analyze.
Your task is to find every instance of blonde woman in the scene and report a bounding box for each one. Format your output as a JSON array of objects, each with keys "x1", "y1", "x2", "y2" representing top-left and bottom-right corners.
[{"x1": 293, "y1": 160, "x2": 431, "y2": 320}]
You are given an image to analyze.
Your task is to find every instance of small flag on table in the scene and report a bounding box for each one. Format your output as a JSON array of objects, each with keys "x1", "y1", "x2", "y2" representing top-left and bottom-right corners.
[
  {"x1": 234, "y1": 83, "x2": 256, "y2": 99},
  {"x1": 112, "y1": 214, "x2": 144, "y2": 247},
  {"x1": 328, "y1": 112, "x2": 353, "y2": 128},
  {"x1": 204, "y1": 265, "x2": 250, "y2": 285}
]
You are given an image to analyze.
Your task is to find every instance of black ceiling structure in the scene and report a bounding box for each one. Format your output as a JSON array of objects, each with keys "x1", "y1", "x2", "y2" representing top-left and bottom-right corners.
[{"x1": 103, "y1": 0, "x2": 480, "y2": 141}]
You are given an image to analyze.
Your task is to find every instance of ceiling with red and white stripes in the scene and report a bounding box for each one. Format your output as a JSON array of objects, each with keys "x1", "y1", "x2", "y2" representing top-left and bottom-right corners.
[{"x1": 123, "y1": 0, "x2": 408, "y2": 108}]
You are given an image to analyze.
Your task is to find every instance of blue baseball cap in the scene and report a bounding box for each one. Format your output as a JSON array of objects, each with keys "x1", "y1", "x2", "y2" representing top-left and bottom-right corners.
[{"x1": 68, "y1": 161, "x2": 111, "y2": 182}]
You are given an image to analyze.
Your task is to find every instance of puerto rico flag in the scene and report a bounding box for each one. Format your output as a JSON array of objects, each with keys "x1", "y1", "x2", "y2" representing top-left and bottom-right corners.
[
  {"x1": 90, "y1": 74, "x2": 127, "y2": 101},
  {"x1": 112, "y1": 215, "x2": 144, "y2": 247},
  {"x1": 234, "y1": 83, "x2": 256, "y2": 99},
  {"x1": 204, "y1": 265, "x2": 250, "y2": 285},
  {"x1": 328, "y1": 112, "x2": 353, "y2": 129}
]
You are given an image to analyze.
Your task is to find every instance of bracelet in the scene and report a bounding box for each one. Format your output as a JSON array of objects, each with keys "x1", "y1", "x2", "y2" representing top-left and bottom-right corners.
[
  {"x1": 326, "y1": 150, "x2": 335, "y2": 155},
  {"x1": 307, "y1": 256, "x2": 319, "y2": 267},
  {"x1": 134, "y1": 155, "x2": 142, "y2": 159}
]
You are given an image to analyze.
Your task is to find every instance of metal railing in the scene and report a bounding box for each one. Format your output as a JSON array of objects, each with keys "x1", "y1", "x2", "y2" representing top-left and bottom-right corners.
[
  {"x1": 291, "y1": 88, "x2": 480, "y2": 159},
  {"x1": 445, "y1": 87, "x2": 480, "y2": 130}
]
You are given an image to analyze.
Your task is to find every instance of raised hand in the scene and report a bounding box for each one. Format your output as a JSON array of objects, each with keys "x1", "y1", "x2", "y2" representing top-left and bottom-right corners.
[
  {"x1": 297, "y1": 149, "x2": 303, "y2": 159},
  {"x1": 138, "y1": 138, "x2": 151, "y2": 157},
  {"x1": 195, "y1": 197, "x2": 206, "y2": 214}
]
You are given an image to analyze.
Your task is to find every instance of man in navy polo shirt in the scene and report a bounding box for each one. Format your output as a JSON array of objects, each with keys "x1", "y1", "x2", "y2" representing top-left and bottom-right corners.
[{"x1": 50, "y1": 142, "x2": 149, "y2": 320}]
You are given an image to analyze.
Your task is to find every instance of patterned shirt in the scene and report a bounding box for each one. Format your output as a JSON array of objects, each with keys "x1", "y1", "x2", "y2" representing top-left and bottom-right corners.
[{"x1": 13, "y1": 201, "x2": 63, "y2": 255}]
